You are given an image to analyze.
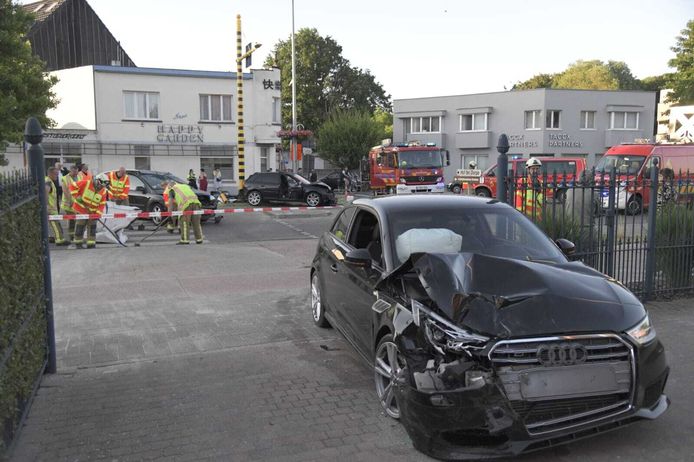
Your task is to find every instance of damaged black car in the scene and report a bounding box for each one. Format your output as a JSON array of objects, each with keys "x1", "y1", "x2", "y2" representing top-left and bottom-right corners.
[{"x1": 310, "y1": 195, "x2": 669, "y2": 460}]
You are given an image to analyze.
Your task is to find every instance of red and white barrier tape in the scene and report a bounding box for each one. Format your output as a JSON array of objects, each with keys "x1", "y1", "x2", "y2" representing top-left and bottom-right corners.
[{"x1": 48, "y1": 206, "x2": 342, "y2": 221}]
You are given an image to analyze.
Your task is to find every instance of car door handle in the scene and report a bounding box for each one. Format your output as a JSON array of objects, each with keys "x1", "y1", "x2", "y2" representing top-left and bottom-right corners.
[{"x1": 330, "y1": 263, "x2": 338, "y2": 273}]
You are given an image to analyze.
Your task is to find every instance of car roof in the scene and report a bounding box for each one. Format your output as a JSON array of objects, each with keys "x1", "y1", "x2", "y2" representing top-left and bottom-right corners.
[{"x1": 352, "y1": 194, "x2": 509, "y2": 216}]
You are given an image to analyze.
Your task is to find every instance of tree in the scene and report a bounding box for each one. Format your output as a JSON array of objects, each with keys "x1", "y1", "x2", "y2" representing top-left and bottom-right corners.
[
  {"x1": 512, "y1": 73, "x2": 555, "y2": 90},
  {"x1": 372, "y1": 108, "x2": 393, "y2": 140},
  {"x1": 0, "y1": 0, "x2": 57, "y2": 164},
  {"x1": 667, "y1": 19, "x2": 694, "y2": 104},
  {"x1": 639, "y1": 74, "x2": 671, "y2": 92},
  {"x1": 264, "y1": 28, "x2": 390, "y2": 132},
  {"x1": 553, "y1": 60, "x2": 619, "y2": 90},
  {"x1": 606, "y1": 61, "x2": 641, "y2": 90},
  {"x1": 316, "y1": 110, "x2": 382, "y2": 169}
]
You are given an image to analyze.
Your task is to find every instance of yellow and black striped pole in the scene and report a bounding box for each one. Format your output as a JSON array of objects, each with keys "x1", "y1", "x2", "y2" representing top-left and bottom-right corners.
[
  {"x1": 236, "y1": 14, "x2": 245, "y2": 190},
  {"x1": 235, "y1": 15, "x2": 261, "y2": 191}
]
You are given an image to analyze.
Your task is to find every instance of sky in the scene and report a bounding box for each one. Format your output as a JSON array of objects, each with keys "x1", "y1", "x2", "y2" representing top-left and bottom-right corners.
[{"x1": 19, "y1": 0, "x2": 693, "y2": 99}]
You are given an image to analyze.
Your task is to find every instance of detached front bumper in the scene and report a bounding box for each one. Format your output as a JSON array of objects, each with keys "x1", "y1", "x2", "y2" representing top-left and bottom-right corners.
[
  {"x1": 394, "y1": 337, "x2": 670, "y2": 460},
  {"x1": 396, "y1": 182, "x2": 446, "y2": 194}
]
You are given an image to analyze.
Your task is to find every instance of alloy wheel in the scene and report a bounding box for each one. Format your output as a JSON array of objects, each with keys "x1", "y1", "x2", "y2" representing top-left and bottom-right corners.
[
  {"x1": 151, "y1": 203, "x2": 164, "y2": 225},
  {"x1": 306, "y1": 192, "x2": 321, "y2": 207},
  {"x1": 374, "y1": 340, "x2": 406, "y2": 419},
  {"x1": 311, "y1": 274, "x2": 321, "y2": 322},
  {"x1": 247, "y1": 191, "x2": 262, "y2": 206}
]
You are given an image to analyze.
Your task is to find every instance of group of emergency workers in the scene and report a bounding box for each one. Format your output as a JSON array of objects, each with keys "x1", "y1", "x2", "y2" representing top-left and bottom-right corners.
[{"x1": 46, "y1": 165, "x2": 203, "y2": 248}]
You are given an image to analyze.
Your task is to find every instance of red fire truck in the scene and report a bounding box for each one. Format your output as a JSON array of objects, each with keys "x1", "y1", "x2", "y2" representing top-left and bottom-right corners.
[{"x1": 366, "y1": 140, "x2": 449, "y2": 194}]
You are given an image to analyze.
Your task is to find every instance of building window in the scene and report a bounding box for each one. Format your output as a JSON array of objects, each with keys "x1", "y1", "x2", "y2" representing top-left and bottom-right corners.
[
  {"x1": 260, "y1": 147, "x2": 269, "y2": 172},
  {"x1": 123, "y1": 91, "x2": 159, "y2": 120},
  {"x1": 272, "y1": 98, "x2": 281, "y2": 124},
  {"x1": 133, "y1": 145, "x2": 151, "y2": 156},
  {"x1": 459, "y1": 113, "x2": 487, "y2": 132},
  {"x1": 134, "y1": 156, "x2": 150, "y2": 170},
  {"x1": 200, "y1": 94, "x2": 233, "y2": 122},
  {"x1": 200, "y1": 146, "x2": 235, "y2": 180},
  {"x1": 410, "y1": 116, "x2": 441, "y2": 134},
  {"x1": 610, "y1": 111, "x2": 639, "y2": 130},
  {"x1": 524, "y1": 110, "x2": 541, "y2": 130},
  {"x1": 546, "y1": 110, "x2": 561, "y2": 129},
  {"x1": 580, "y1": 111, "x2": 596, "y2": 129}
]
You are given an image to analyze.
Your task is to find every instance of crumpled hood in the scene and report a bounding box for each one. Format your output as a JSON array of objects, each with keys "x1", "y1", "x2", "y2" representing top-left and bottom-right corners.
[{"x1": 381, "y1": 252, "x2": 645, "y2": 338}]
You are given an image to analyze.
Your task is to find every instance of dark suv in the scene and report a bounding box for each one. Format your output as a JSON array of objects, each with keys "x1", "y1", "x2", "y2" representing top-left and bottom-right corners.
[
  {"x1": 243, "y1": 172, "x2": 335, "y2": 207},
  {"x1": 102, "y1": 170, "x2": 217, "y2": 223}
]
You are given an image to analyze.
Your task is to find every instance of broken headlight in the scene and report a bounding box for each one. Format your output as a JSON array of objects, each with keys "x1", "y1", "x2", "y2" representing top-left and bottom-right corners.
[
  {"x1": 626, "y1": 314, "x2": 656, "y2": 345},
  {"x1": 411, "y1": 300, "x2": 489, "y2": 355}
]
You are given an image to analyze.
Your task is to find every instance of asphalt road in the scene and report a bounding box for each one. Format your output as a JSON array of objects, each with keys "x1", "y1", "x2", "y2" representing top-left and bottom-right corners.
[{"x1": 10, "y1": 209, "x2": 694, "y2": 462}]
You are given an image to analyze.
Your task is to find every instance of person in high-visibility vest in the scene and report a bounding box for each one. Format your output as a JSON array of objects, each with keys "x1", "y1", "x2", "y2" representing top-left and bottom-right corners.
[
  {"x1": 515, "y1": 157, "x2": 544, "y2": 221},
  {"x1": 60, "y1": 164, "x2": 80, "y2": 242},
  {"x1": 70, "y1": 174, "x2": 108, "y2": 249},
  {"x1": 107, "y1": 167, "x2": 131, "y2": 205},
  {"x1": 162, "y1": 182, "x2": 178, "y2": 233},
  {"x1": 46, "y1": 167, "x2": 68, "y2": 245},
  {"x1": 165, "y1": 181, "x2": 203, "y2": 244}
]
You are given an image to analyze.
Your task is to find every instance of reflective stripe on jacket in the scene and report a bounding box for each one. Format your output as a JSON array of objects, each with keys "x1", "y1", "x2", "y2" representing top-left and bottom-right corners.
[
  {"x1": 108, "y1": 171, "x2": 130, "y2": 199},
  {"x1": 70, "y1": 179, "x2": 106, "y2": 215},
  {"x1": 515, "y1": 188, "x2": 543, "y2": 220},
  {"x1": 170, "y1": 183, "x2": 200, "y2": 211},
  {"x1": 45, "y1": 176, "x2": 58, "y2": 214}
]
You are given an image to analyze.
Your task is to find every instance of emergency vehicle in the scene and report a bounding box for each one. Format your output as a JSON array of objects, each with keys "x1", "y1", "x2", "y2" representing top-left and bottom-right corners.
[
  {"x1": 452, "y1": 157, "x2": 587, "y2": 199},
  {"x1": 366, "y1": 140, "x2": 449, "y2": 194},
  {"x1": 596, "y1": 142, "x2": 694, "y2": 215}
]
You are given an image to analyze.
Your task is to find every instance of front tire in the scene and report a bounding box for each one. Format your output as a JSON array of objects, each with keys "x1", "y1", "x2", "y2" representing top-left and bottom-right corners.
[
  {"x1": 247, "y1": 190, "x2": 262, "y2": 207},
  {"x1": 311, "y1": 272, "x2": 330, "y2": 327},
  {"x1": 149, "y1": 202, "x2": 165, "y2": 225},
  {"x1": 452, "y1": 184, "x2": 462, "y2": 194},
  {"x1": 374, "y1": 334, "x2": 406, "y2": 419},
  {"x1": 306, "y1": 191, "x2": 321, "y2": 207},
  {"x1": 476, "y1": 188, "x2": 491, "y2": 197}
]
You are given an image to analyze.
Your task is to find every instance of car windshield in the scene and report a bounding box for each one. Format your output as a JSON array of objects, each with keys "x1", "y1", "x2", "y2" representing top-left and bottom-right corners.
[
  {"x1": 398, "y1": 150, "x2": 444, "y2": 169},
  {"x1": 595, "y1": 155, "x2": 646, "y2": 174},
  {"x1": 388, "y1": 206, "x2": 566, "y2": 266},
  {"x1": 288, "y1": 173, "x2": 310, "y2": 184}
]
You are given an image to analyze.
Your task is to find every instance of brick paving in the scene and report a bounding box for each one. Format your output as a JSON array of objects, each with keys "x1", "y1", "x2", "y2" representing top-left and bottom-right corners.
[{"x1": 7, "y1": 216, "x2": 694, "y2": 461}]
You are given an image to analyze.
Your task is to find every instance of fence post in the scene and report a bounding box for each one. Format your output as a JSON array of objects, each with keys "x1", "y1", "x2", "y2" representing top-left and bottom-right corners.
[
  {"x1": 496, "y1": 134, "x2": 509, "y2": 204},
  {"x1": 644, "y1": 157, "x2": 659, "y2": 300},
  {"x1": 25, "y1": 117, "x2": 57, "y2": 374},
  {"x1": 605, "y1": 167, "x2": 617, "y2": 276}
]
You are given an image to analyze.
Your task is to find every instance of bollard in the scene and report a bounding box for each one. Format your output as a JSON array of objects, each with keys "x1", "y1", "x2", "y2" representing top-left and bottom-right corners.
[{"x1": 25, "y1": 117, "x2": 57, "y2": 374}]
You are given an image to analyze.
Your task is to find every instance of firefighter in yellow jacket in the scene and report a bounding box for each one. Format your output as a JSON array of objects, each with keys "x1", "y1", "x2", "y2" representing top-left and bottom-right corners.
[
  {"x1": 515, "y1": 158, "x2": 544, "y2": 220},
  {"x1": 164, "y1": 181, "x2": 203, "y2": 244},
  {"x1": 60, "y1": 164, "x2": 80, "y2": 242},
  {"x1": 46, "y1": 167, "x2": 68, "y2": 245}
]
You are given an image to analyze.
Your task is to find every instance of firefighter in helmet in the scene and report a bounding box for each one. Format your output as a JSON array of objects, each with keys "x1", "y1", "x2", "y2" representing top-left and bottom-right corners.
[{"x1": 515, "y1": 157, "x2": 544, "y2": 220}]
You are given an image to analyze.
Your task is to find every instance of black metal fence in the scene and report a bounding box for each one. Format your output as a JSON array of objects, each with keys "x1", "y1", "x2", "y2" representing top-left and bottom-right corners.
[
  {"x1": 0, "y1": 170, "x2": 47, "y2": 453},
  {"x1": 500, "y1": 160, "x2": 694, "y2": 299}
]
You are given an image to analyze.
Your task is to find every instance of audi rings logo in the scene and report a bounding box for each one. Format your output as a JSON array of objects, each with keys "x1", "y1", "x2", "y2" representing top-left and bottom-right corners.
[{"x1": 537, "y1": 343, "x2": 587, "y2": 367}]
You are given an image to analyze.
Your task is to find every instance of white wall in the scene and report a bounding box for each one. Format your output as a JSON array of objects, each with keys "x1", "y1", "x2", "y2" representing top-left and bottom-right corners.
[{"x1": 47, "y1": 66, "x2": 96, "y2": 130}]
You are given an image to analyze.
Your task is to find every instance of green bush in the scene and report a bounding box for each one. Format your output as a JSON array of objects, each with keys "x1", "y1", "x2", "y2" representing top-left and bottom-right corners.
[
  {"x1": 0, "y1": 174, "x2": 47, "y2": 455},
  {"x1": 655, "y1": 204, "x2": 694, "y2": 289},
  {"x1": 536, "y1": 209, "x2": 595, "y2": 250}
]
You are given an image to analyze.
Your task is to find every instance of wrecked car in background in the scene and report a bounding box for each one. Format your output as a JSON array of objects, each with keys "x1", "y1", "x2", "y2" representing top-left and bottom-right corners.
[{"x1": 310, "y1": 195, "x2": 669, "y2": 460}]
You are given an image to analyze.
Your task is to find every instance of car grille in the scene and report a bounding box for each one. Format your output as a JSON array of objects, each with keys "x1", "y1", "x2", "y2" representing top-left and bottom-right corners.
[
  {"x1": 402, "y1": 175, "x2": 438, "y2": 184},
  {"x1": 490, "y1": 335, "x2": 634, "y2": 435}
]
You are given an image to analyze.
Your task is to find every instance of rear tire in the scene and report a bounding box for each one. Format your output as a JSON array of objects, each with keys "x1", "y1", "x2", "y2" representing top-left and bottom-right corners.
[
  {"x1": 452, "y1": 185, "x2": 462, "y2": 194},
  {"x1": 626, "y1": 195, "x2": 642, "y2": 215},
  {"x1": 476, "y1": 188, "x2": 491, "y2": 197}
]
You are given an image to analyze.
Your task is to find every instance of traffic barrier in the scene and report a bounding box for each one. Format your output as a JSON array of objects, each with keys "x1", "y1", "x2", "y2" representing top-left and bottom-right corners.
[{"x1": 48, "y1": 205, "x2": 342, "y2": 221}]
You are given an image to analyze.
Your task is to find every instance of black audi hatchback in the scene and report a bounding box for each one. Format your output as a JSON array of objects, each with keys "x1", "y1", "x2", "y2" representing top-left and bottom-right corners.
[
  {"x1": 310, "y1": 195, "x2": 669, "y2": 460},
  {"x1": 243, "y1": 172, "x2": 335, "y2": 207}
]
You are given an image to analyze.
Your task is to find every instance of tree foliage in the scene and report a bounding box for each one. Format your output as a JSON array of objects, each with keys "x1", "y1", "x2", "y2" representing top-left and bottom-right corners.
[
  {"x1": 264, "y1": 28, "x2": 390, "y2": 132},
  {"x1": 513, "y1": 60, "x2": 646, "y2": 91},
  {"x1": 667, "y1": 19, "x2": 694, "y2": 104},
  {"x1": 372, "y1": 108, "x2": 393, "y2": 140},
  {"x1": 316, "y1": 110, "x2": 382, "y2": 169},
  {"x1": 0, "y1": 0, "x2": 57, "y2": 164}
]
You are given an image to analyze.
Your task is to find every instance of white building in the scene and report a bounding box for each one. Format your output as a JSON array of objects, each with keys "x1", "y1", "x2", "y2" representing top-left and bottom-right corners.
[{"x1": 3, "y1": 65, "x2": 282, "y2": 189}]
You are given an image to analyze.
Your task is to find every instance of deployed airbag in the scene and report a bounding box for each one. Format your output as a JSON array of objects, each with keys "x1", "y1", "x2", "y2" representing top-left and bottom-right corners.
[{"x1": 395, "y1": 228, "x2": 462, "y2": 263}]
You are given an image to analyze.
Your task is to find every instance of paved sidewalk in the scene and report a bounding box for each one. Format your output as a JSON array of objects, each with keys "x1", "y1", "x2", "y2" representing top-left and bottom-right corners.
[{"x1": 7, "y1": 232, "x2": 694, "y2": 461}]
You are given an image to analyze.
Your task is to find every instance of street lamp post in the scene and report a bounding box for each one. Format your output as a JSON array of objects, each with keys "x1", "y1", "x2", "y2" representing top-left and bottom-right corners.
[
  {"x1": 291, "y1": 0, "x2": 298, "y2": 173},
  {"x1": 235, "y1": 14, "x2": 261, "y2": 192}
]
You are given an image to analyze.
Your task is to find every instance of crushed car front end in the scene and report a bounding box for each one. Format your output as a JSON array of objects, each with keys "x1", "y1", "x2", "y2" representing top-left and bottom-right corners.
[{"x1": 384, "y1": 252, "x2": 669, "y2": 460}]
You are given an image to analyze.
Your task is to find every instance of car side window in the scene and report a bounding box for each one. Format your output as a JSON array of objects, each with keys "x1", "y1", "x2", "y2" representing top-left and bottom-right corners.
[
  {"x1": 266, "y1": 173, "x2": 281, "y2": 186},
  {"x1": 130, "y1": 175, "x2": 145, "y2": 191},
  {"x1": 331, "y1": 207, "x2": 356, "y2": 241},
  {"x1": 348, "y1": 209, "x2": 383, "y2": 268}
]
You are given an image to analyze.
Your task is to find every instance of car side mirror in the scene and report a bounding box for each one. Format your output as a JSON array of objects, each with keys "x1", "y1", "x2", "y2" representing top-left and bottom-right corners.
[
  {"x1": 555, "y1": 238, "x2": 576, "y2": 256},
  {"x1": 135, "y1": 186, "x2": 146, "y2": 193},
  {"x1": 345, "y1": 248, "x2": 372, "y2": 269}
]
